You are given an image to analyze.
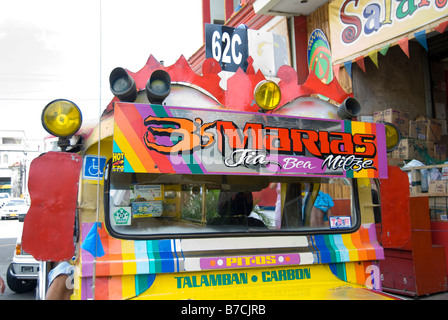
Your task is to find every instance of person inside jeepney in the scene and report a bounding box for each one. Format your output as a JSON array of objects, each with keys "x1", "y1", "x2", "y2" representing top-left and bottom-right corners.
[
  {"x1": 281, "y1": 183, "x2": 304, "y2": 228},
  {"x1": 208, "y1": 191, "x2": 266, "y2": 228},
  {"x1": 310, "y1": 191, "x2": 334, "y2": 228}
]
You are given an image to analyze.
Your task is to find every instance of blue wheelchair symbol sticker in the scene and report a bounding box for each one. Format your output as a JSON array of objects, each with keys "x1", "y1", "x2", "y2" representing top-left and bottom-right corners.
[{"x1": 83, "y1": 155, "x2": 107, "y2": 180}]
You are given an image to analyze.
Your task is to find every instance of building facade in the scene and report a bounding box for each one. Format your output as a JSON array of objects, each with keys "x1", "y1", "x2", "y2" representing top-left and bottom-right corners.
[
  {"x1": 189, "y1": 0, "x2": 448, "y2": 162},
  {"x1": 0, "y1": 130, "x2": 42, "y2": 198}
]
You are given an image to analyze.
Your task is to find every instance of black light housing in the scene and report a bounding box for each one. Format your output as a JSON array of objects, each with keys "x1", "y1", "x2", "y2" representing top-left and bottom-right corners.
[
  {"x1": 109, "y1": 67, "x2": 137, "y2": 102},
  {"x1": 337, "y1": 97, "x2": 361, "y2": 120},
  {"x1": 145, "y1": 70, "x2": 171, "y2": 104}
]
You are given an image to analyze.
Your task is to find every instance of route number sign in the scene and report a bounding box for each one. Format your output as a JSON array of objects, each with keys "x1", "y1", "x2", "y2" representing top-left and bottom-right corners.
[{"x1": 205, "y1": 24, "x2": 249, "y2": 73}]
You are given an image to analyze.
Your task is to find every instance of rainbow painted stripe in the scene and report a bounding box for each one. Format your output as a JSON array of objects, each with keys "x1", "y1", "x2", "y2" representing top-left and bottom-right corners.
[
  {"x1": 77, "y1": 222, "x2": 383, "y2": 300},
  {"x1": 343, "y1": 120, "x2": 387, "y2": 178},
  {"x1": 112, "y1": 103, "x2": 388, "y2": 178}
]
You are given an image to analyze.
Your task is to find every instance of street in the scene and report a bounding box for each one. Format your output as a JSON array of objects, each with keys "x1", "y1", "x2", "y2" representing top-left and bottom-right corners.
[{"x1": 0, "y1": 220, "x2": 35, "y2": 300}]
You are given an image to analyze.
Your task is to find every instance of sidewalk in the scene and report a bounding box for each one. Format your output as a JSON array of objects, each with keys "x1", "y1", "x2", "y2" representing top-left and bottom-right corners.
[
  {"x1": 418, "y1": 291, "x2": 448, "y2": 300},
  {"x1": 395, "y1": 291, "x2": 448, "y2": 300}
]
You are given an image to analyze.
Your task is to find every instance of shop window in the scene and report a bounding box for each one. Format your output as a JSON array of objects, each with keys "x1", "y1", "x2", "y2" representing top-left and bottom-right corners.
[
  {"x1": 210, "y1": 0, "x2": 225, "y2": 24},
  {"x1": 2, "y1": 137, "x2": 22, "y2": 145}
]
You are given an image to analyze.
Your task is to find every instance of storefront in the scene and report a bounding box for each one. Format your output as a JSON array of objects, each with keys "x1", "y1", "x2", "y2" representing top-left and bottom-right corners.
[
  {"x1": 313, "y1": 0, "x2": 448, "y2": 296},
  {"x1": 188, "y1": 0, "x2": 448, "y2": 297},
  {"x1": 197, "y1": 1, "x2": 448, "y2": 135}
]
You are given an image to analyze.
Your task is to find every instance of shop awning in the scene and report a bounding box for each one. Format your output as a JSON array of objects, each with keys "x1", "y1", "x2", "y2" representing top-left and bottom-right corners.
[{"x1": 253, "y1": 0, "x2": 327, "y2": 16}]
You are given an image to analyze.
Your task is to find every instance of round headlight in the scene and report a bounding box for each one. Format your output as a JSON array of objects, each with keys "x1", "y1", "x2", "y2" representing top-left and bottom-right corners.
[
  {"x1": 42, "y1": 99, "x2": 82, "y2": 137},
  {"x1": 384, "y1": 122, "x2": 401, "y2": 152},
  {"x1": 254, "y1": 80, "x2": 281, "y2": 111}
]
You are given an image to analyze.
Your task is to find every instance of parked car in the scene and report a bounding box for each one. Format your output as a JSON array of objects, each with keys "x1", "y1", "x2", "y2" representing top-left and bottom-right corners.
[
  {"x1": 0, "y1": 198, "x2": 29, "y2": 220},
  {"x1": 0, "y1": 193, "x2": 10, "y2": 208},
  {"x1": 7, "y1": 228, "x2": 38, "y2": 293}
]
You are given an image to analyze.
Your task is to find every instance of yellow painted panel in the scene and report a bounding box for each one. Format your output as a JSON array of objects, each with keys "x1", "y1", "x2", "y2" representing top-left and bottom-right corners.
[
  {"x1": 132, "y1": 264, "x2": 394, "y2": 300},
  {"x1": 121, "y1": 240, "x2": 137, "y2": 275}
]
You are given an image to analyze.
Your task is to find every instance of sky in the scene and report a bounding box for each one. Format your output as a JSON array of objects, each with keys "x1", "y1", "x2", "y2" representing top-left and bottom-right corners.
[{"x1": 0, "y1": 0, "x2": 204, "y2": 142}]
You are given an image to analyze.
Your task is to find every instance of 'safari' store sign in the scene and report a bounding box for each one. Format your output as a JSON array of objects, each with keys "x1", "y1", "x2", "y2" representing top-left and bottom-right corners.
[{"x1": 329, "y1": 0, "x2": 448, "y2": 62}]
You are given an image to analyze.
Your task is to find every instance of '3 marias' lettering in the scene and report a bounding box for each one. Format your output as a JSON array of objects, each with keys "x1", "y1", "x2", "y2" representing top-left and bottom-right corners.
[{"x1": 143, "y1": 116, "x2": 377, "y2": 160}]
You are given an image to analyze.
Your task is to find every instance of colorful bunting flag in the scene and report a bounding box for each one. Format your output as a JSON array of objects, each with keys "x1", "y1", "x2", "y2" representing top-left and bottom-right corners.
[
  {"x1": 414, "y1": 30, "x2": 428, "y2": 51},
  {"x1": 333, "y1": 64, "x2": 340, "y2": 80},
  {"x1": 379, "y1": 44, "x2": 390, "y2": 56},
  {"x1": 435, "y1": 20, "x2": 448, "y2": 34},
  {"x1": 343, "y1": 60, "x2": 352, "y2": 78},
  {"x1": 397, "y1": 37, "x2": 410, "y2": 58},
  {"x1": 333, "y1": 20, "x2": 448, "y2": 74},
  {"x1": 355, "y1": 56, "x2": 366, "y2": 73},
  {"x1": 368, "y1": 50, "x2": 379, "y2": 68}
]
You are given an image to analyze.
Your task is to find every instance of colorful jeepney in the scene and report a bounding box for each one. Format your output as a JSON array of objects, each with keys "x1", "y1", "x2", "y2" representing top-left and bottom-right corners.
[{"x1": 22, "y1": 41, "x2": 398, "y2": 299}]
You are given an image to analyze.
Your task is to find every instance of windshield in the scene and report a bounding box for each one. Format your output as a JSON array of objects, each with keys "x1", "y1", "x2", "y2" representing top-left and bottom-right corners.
[
  {"x1": 6, "y1": 200, "x2": 26, "y2": 206},
  {"x1": 104, "y1": 102, "x2": 386, "y2": 239},
  {"x1": 105, "y1": 171, "x2": 359, "y2": 239}
]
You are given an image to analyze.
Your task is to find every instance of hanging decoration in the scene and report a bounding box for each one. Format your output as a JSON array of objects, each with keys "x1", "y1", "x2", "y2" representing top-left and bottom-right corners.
[
  {"x1": 333, "y1": 64, "x2": 341, "y2": 80},
  {"x1": 368, "y1": 50, "x2": 379, "y2": 69},
  {"x1": 397, "y1": 37, "x2": 410, "y2": 59},
  {"x1": 435, "y1": 20, "x2": 448, "y2": 33},
  {"x1": 337, "y1": 19, "x2": 448, "y2": 75},
  {"x1": 355, "y1": 56, "x2": 366, "y2": 73},
  {"x1": 414, "y1": 30, "x2": 428, "y2": 51},
  {"x1": 343, "y1": 60, "x2": 352, "y2": 78},
  {"x1": 379, "y1": 44, "x2": 390, "y2": 56}
]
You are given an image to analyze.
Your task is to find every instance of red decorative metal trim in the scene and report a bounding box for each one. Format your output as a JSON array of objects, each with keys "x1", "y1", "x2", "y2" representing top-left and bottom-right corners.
[{"x1": 105, "y1": 53, "x2": 351, "y2": 115}]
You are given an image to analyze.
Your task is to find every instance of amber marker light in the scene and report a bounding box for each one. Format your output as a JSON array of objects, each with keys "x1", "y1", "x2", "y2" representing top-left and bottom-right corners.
[{"x1": 254, "y1": 80, "x2": 281, "y2": 111}]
